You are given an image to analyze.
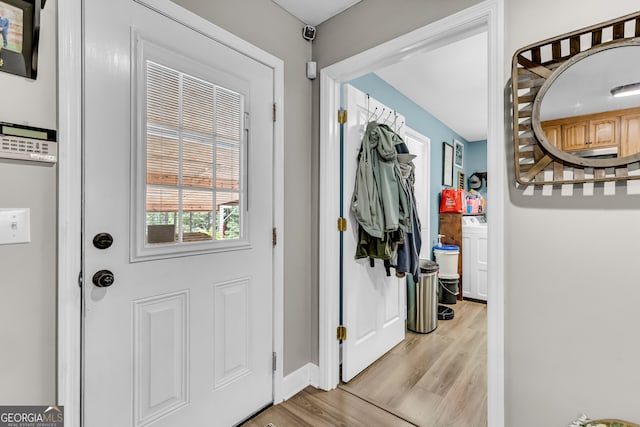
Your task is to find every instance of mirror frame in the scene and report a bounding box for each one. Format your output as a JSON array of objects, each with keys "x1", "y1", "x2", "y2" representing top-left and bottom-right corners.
[{"x1": 512, "y1": 11, "x2": 640, "y2": 186}]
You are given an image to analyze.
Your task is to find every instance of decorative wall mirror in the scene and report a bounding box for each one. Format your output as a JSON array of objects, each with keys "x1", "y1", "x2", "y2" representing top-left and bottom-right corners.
[{"x1": 512, "y1": 11, "x2": 640, "y2": 186}]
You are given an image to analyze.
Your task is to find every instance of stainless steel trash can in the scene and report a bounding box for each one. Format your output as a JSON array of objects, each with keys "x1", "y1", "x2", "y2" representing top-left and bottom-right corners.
[{"x1": 407, "y1": 260, "x2": 439, "y2": 333}]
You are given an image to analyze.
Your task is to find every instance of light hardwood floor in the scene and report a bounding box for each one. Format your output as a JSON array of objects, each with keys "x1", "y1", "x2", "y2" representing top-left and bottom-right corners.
[{"x1": 242, "y1": 300, "x2": 487, "y2": 427}]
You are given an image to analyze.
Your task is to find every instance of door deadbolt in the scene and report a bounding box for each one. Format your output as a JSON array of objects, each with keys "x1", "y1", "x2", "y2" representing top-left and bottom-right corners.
[
  {"x1": 93, "y1": 233, "x2": 114, "y2": 250},
  {"x1": 92, "y1": 270, "x2": 115, "y2": 288}
]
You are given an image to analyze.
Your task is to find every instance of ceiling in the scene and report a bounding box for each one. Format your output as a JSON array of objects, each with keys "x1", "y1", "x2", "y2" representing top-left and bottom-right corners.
[
  {"x1": 375, "y1": 32, "x2": 489, "y2": 142},
  {"x1": 540, "y1": 45, "x2": 640, "y2": 121},
  {"x1": 271, "y1": 0, "x2": 361, "y2": 26},
  {"x1": 272, "y1": 0, "x2": 490, "y2": 141}
]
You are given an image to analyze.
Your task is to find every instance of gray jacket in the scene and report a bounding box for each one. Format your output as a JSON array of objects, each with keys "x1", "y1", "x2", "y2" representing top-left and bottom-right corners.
[{"x1": 351, "y1": 122, "x2": 410, "y2": 239}]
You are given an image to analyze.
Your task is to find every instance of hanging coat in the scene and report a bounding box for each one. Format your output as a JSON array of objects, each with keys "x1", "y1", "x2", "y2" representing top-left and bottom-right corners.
[
  {"x1": 351, "y1": 122, "x2": 410, "y2": 239},
  {"x1": 395, "y1": 159, "x2": 422, "y2": 279}
]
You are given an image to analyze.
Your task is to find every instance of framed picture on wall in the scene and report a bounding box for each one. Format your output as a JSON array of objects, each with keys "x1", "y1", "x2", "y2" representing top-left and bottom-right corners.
[
  {"x1": 442, "y1": 142, "x2": 453, "y2": 187},
  {"x1": 0, "y1": 0, "x2": 38, "y2": 79},
  {"x1": 454, "y1": 139, "x2": 464, "y2": 168}
]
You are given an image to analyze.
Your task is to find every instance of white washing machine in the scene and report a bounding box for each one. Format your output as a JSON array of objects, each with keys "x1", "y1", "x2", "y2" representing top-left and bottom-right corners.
[{"x1": 462, "y1": 216, "x2": 488, "y2": 301}]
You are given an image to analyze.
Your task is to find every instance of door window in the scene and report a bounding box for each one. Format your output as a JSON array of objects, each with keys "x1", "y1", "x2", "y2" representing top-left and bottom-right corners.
[{"x1": 140, "y1": 57, "x2": 246, "y2": 256}]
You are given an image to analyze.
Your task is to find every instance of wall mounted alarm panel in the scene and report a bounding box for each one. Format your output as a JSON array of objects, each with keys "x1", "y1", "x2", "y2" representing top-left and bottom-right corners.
[{"x1": 0, "y1": 122, "x2": 58, "y2": 164}]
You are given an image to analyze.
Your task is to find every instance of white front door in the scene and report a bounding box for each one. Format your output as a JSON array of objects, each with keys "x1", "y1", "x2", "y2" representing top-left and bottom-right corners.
[
  {"x1": 341, "y1": 85, "x2": 406, "y2": 382},
  {"x1": 83, "y1": 1, "x2": 274, "y2": 426}
]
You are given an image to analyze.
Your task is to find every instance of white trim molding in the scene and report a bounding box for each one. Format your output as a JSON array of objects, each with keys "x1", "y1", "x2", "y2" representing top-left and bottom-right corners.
[
  {"x1": 402, "y1": 126, "x2": 432, "y2": 258},
  {"x1": 485, "y1": 2, "x2": 506, "y2": 424},
  {"x1": 57, "y1": 0, "x2": 82, "y2": 426},
  {"x1": 280, "y1": 363, "x2": 320, "y2": 402},
  {"x1": 271, "y1": 47, "x2": 286, "y2": 409},
  {"x1": 58, "y1": 0, "x2": 286, "y2": 424},
  {"x1": 318, "y1": 1, "x2": 505, "y2": 426}
]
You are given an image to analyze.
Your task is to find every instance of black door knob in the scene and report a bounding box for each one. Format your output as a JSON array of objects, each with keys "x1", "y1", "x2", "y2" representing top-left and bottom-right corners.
[
  {"x1": 93, "y1": 233, "x2": 114, "y2": 249},
  {"x1": 92, "y1": 270, "x2": 115, "y2": 288}
]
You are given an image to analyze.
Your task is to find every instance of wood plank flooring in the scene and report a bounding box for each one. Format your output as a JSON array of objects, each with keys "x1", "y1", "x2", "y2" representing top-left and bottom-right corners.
[
  {"x1": 242, "y1": 300, "x2": 487, "y2": 427},
  {"x1": 241, "y1": 386, "x2": 415, "y2": 427}
]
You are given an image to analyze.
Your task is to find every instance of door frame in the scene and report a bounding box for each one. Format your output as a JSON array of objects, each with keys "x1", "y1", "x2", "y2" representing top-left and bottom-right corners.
[
  {"x1": 57, "y1": 1, "x2": 285, "y2": 426},
  {"x1": 403, "y1": 126, "x2": 431, "y2": 260},
  {"x1": 318, "y1": 1, "x2": 505, "y2": 426}
]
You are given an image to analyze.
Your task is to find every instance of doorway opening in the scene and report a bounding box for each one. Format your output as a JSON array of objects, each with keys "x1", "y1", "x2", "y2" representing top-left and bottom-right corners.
[{"x1": 318, "y1": 1, "x2": 505, "y2": 426}]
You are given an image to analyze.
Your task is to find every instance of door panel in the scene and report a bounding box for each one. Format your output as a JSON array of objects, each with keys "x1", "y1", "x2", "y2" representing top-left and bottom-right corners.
[
  {"x1": 213, "y1": 278, "x2": 251, "y2": 388},
  {"x1": 133, "y1": 291, "x2": 189, "y2": 426},
  {"x1": 342, "y1": 85, "x2": 406, "y2": 382},
  {"x1": 83, "y1": 1, "x2": 274, "y2": 426}
]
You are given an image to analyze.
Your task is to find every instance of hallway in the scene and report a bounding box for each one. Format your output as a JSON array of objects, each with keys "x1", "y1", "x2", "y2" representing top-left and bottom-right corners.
[{"x1": 243, "y1": 300, "x2": 487, "y2": 426}]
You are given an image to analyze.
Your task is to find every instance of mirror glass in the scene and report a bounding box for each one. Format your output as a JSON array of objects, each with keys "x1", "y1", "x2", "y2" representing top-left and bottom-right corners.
[{"x1": 538, "y1": 44, "x2": 640, "y2": 160}]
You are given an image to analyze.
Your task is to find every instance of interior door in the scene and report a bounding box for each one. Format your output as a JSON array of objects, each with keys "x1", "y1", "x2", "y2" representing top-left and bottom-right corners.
[
  {"x1": 83, "y1": 1, "x2": 274, "y2": 426},
  {"x1": 403, "y1": 129, "x2": 430, "y2": 260},
  {"x1": 341, "y1": 85, "x2": 406, "y2": 382}
]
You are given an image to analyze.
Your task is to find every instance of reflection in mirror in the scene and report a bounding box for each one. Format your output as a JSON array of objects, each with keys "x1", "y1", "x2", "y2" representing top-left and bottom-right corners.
[{"x1": 539, "y1": 45, "x2": 640, "y2": 160}]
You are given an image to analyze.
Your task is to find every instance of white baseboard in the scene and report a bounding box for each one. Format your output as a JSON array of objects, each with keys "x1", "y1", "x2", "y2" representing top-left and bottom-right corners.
[{"x1": 280, "y1": 363, "x2": 319, "y2": 402}]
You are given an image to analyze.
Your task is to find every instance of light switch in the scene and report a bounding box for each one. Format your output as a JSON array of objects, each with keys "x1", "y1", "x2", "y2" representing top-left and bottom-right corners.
[{"x1": 0, "y1": 208, "x2": 31, "y2": 245}]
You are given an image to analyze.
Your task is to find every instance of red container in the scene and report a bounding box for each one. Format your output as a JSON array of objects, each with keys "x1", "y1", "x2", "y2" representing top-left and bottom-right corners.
[{"x1": 439, "y1": 189, "x2": 465, "y2": 213}]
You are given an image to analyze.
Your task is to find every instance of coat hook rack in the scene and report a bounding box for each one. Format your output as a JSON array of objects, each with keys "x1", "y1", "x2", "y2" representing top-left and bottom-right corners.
[{"x1": 367, "y1": 107, "x2": 378, "y2": 122}]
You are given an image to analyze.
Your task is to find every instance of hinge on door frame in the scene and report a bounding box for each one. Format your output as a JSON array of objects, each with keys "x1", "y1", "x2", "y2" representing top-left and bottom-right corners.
[
  {"x1": 272, "y1": 227, "x2": 277, "y2": 247},
  {"x1": 337, "y1": 217, "x2": 347, "y2": 232},
  {"x1": 337, "y1": 325, "x2": 347, "y2": 341},
  {"x1": 338, "y1": 109, "x2": 347, "y2": 124},
  {"x1": 273, "y1": 103, "x2": 277, "y2": 122},
  {"x1": 272, "y1": 352, "x2": 277, "y2": 371}
]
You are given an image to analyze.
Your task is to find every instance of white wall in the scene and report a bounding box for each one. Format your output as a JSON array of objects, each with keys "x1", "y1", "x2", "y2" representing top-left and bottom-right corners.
[
  {"x1": 0, "y1": 0, "x2": 57, "y2": 403},
  {"x1": 313, "y1": 0, "x2": 483, "y2": 69},
  {"x1": 505, "y1": 1, "x2": 640, "y2": 425}
]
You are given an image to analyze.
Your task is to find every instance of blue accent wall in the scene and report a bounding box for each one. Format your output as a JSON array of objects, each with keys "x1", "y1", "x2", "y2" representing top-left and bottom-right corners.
[{"x1": 347, "y1": 73, "x2": 486, "y2": 257}]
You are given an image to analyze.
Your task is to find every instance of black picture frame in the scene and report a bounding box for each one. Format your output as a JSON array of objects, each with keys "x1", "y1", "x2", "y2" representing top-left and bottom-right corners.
[
  {"x1": 442, "y1": 142, "x2": 453, "y2": 186},
  {"x1": 454, "y1": 139, "x2": 464, "y2": 168},
  {"x1": 0, "y1": 0, "x2": 38, "y2": 79}
]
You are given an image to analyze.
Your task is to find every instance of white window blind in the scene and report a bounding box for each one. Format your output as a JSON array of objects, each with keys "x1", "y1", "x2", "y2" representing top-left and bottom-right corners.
[{"x1": 145, "y1": 60, "x2": 243, "y2": 244}]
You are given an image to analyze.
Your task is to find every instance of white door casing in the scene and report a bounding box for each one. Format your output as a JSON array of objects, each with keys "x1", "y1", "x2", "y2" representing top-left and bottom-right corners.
[
  {"x1": 82, "y1": 1, "x2": 282, "y2": 426},
  {"x1": 341, "y1": 85, "x2": 406, "y2": 382},
  {"x1": 403, "y1": 127, "x2": 431, "y2": 261}
]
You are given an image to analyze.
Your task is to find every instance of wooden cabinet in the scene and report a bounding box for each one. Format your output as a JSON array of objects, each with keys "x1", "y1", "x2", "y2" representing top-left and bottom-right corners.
[
  {"x1": 590, "y1": 118, "x2": 618, "y2": 148},
  {"x1": 542, "y1": 123, "x2": 561, "y2": 148},
  {"x1": 559, "y1": 120, "x2": 588, "y2": 152},
  {"x1": 540, "y1": 106, "x2": 640, "y2": 156},
  {"x1": 620, "y1": 112, "x2": 640, "y2": 157},
  {"x1": 439, "y1": 212, "x2": 463, "y2": 301},
  {"x1": 543, "y1": 115, "x2": 619, "y2": 153}
]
